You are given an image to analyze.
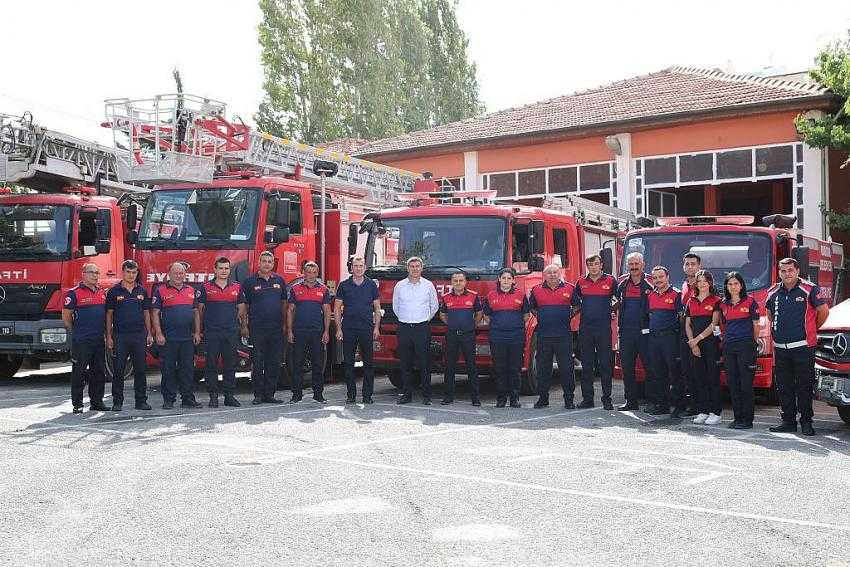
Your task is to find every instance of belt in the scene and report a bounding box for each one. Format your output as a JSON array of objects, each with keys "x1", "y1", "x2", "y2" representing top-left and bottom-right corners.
[
  {"x1": 649, "y1": 328, "x2": 678, "y2": 337},
  {"x1": 773, "y1": 340, "x2": 808, "y2": 350},
  {"x1": 398, "y1": 321, "x2": 429, "y2": 326},
  {"x1": 448, "y1": 329, "x2": 474, "y2": 335}
]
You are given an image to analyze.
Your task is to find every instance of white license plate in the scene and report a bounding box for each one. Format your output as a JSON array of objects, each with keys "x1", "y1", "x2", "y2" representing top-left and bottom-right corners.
[{"x1": 0, "y1": 326, "x2": 12, "y2": 336}]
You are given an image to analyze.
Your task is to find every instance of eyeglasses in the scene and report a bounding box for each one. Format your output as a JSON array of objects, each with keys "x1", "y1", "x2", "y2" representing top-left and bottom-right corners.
[{"x1": 84, "y1": 271, "x2": 100, "y2": 275}]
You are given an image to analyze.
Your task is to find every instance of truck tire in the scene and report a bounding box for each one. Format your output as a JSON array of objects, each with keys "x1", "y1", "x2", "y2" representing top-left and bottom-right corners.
[
  {"x1": 104, "y1": 350, "x2": 134, "y2": 382},
  {"x1": 838, "y1": 405, "x2": 850, "y2": 425},
  {"x1": 520, "y1": 334, "x2": 539, "y2": 396},
  {"x1": 0, "y1": 355, "x2": 23, "y2": 380}
]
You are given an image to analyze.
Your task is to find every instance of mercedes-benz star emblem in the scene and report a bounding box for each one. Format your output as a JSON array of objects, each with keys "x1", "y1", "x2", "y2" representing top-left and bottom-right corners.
[
  {"x1": 833, "y1": 333, "x2": 850, "y2": 357},
  {"x1": 0, "y1": 286, "x2": 6, "y2": 304}
]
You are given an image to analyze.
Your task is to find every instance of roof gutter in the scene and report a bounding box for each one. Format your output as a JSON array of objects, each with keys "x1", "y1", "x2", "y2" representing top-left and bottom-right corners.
[{"x1": 355, "y1": 94, "x2": 839, "y2": 161}]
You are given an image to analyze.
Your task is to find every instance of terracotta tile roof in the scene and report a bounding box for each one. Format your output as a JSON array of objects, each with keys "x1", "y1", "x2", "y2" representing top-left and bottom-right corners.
[
  {"x1": 354, "y1": 66, "x2": 831, "y2": 158},
  {"x1": 316, "y1": 137, "x2": 371, "y2": 154}
]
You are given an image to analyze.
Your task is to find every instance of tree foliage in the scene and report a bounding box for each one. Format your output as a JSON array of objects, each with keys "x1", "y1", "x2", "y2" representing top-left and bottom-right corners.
[
  {"x1": 796, "y1": 30, "x2": 850, "y2": 231},
  {"x1": 256, "y1": 0, "x2": 482, "y2": 144}
]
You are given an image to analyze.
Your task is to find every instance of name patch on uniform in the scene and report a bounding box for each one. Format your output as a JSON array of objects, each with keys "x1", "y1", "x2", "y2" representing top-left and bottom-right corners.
[
  {"x1": 704, "y1": 305, "x2": 713, "y2": 311},
  {"x1": 64, "y1": 296, "x2": 71, "y2": 306},
  {"x1": 665, "y1": 298, "x2": 674, "y2": 304},
  {"x1": 514, "y1": 299, "x2": 522, "y2": 305},
  {"x1": 740, "y1": 307, "x2": 749, "y2": 313},
  {"x1": 273, "y1": 284, "x2": 281, "y2": 289},
  {"x1": 795, "y1": 296, "x2": 805, "y2": 302},
  {"x1": 254, "y1": 286, "x2": 262, "y2": 291},
  {"x1": 137, "y1": 294, "x2": 144, "y2": 300},
  {"x1": 117, "y1": 296, "x2": 125, "y2": 301}
]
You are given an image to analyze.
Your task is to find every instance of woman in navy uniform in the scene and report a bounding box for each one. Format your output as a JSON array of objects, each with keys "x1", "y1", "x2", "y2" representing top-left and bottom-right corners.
[
  {"x1": 718, "y1": 271, "x2": 760, "y2": 429},
  {"x1": 685, "y1": 270, "x2": 722, "y2": 425},
  {"x1": 483, "y1": 268, "x2": 530, "y2": 408}
]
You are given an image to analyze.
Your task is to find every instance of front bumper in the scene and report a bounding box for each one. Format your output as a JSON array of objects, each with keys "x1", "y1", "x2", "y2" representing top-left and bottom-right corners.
[
  {"x1": 814, "y1": 364, "x2": 850, "y2": 407},
  {"x1": 0, "y1": 319, "x2": 69, "y2": 358}
]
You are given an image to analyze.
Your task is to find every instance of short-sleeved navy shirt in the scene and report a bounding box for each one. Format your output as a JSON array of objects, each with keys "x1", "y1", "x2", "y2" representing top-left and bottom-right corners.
[
  {"x1": 685, "y1": 294, "x2": 721, "y2": 337},
  {"x1": 152, "y1": 282, "x2": 198, "y2": 341},
  {"x1": 484, "y1": 286, "x2": 530, "y2": 344},
  {"x1": 766, "y1": 279, "x2": 828, "y2": 347},
  {"x1": 439, "y1": 289, "x2": 482, "y2": 332},
  {"x1": 288, "y1": 281, "x2": 331, "y2": 332},
  {"x1": 719, "y1": 296, "x2": 760, "y2": 345},
  {"x1": 574, "y1": 273, "x2": 616, "y2": 329},
  {"x1": 106, "y1": 283, "x2": 149, "y2": 335},
  {"x1": 64, "y1": 283, "x2": 107, "y2": 343},
  {"x1": 239, "y1": 272, "x2": 287, "y2": 331},
  {"x1": 336, "y1": 277, "x2": 380, "y2": 331},
  {"x1": 647, "y1": 286, "x2": 681, "y2": 333},
  {"x1": 199, "y1": 280, "x2": 243, "y2": 333},
  {"x1": 528, "y1": 281, "x2": 578, "y2": 338},
  {"x1": 616, "y1": 274, "x2": 652, "y2": 330}
]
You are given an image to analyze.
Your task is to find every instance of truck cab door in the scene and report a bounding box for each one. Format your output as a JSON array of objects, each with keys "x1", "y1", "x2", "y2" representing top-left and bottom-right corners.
[
  {"x1": 72, "y1": 206, "x2": 119, "y2": 286},
  {"x1": 267, "y1": 188, "x2": 308, "y2": 281}
]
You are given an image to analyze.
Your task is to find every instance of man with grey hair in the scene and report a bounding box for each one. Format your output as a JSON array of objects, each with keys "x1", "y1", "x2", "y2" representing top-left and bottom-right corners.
[
  {"x1": 62, "y1": 263, "x2": 110, "y2": 413},
  {"x1": 392, "y1": 256, "x2": 439, "y2": 404},
  {"x1": 615, "y1": 251, "x2": 654, "y2": 410}
]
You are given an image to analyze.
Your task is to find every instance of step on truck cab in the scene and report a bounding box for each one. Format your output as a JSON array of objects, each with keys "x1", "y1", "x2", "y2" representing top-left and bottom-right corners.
[{"x1": 618, "y1": 214, "x2": 845, "y2": 395}]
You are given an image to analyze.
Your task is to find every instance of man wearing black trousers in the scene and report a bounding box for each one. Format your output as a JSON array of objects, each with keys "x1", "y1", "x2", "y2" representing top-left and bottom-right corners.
[
  {"x1": 106, "y1": 260, "x2": 153, "y2": 411},
  {"x1": 615, "y1": 252, "x2": 653, "y2": 411},
  {"x1": 287, "y1": 261, "x2": 332, "y2": 404},
  {"x1": 439, "y1": 271, "x2": 483, "y2": 406},
  {"x1": 392, "y1": 256, "x2": 439, "y2": 405},
  {"x1": 335, "y1": 257, "x2": 381, "y2": 404},
  {"x1": 646, "y1": 266, "x2": 682, "y2": 415}
]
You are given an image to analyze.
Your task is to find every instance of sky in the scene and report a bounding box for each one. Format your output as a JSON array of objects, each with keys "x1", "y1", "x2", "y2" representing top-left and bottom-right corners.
[{"x1": 2, "y1": 0, "x2": 850, "y2": 146}]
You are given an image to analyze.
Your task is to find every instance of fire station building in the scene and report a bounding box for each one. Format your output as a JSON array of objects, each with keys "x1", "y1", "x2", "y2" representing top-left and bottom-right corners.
[{"x1": 351, "y1": 66, "x2": 850, "y2": 249}]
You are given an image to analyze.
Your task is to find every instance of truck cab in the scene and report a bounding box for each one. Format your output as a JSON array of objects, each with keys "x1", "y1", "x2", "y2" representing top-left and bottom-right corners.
[
  {"x1": 0, "y1": 188, "x2": 122, "y2": 378},
  {"x1": 814, "y1": 298, "x2": 850, "y2": 424}
]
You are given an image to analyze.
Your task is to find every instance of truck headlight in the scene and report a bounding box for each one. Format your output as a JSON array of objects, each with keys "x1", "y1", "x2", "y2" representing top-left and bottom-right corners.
[{"x1": 41, "y1": 328, "x2": 67, "y2": 344}]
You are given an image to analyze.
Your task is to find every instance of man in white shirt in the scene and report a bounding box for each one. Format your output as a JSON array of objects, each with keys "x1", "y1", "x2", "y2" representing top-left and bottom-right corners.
[{"x1": 392, "y1": 256, "x2": 439, "y2": 404}]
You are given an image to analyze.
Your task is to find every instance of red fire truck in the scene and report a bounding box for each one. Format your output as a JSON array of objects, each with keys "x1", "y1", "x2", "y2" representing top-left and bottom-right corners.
[
  {"x1": 618, "y1": 214, "x2": 846, "y2": 395},
  {"x1": 362, "y1": 183, "x2": 632, "y2": 394}
]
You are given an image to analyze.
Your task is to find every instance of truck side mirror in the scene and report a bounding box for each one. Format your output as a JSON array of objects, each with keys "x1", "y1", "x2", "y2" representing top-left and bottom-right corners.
[
  {"x1": 347, "y1": 223, "x2": 358, "y2": 258},
  {"x1": 273, "y1": 197, "x2": 291, "y2": 227},
  {"x1": 126, "y1": 203, "x2": 138, "y2": 231},
  {"x1": 600, "y1": 247, "x2": 614, "y2": 274},
  {"x1": 793, "y1": 246, "x2": 810, "y2": 279},
  {"x1": 265, "y1": 226, "x2": 290, "y2": 244},
  {"x1": 529, "y1": 255, "x2": 544, "y2": 272},
  {"x1": 528, "y1": 220, "x2": 545, "y2": 255}
]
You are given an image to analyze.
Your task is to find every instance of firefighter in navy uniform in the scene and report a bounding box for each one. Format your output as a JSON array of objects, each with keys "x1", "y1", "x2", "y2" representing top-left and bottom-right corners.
[
  {"x1": 573, "y1": 255, "x2": 617, "y2": 410},
  {"x1": 529, "y1": 264, "x2": 579, "y2": 409},
  {"x1": 766, "y1": 258, "x2": 830, "y2": 436},
  {"x1": 719, "y1": 271, "x2": 760, "y2": 429},
  {"x1": 614, "y1": 252, "x2": 654, "y2": 411},
  {"x1": 645, "y1": 266, "x2": 682, "y2": 415},
  {"x1": 106, "y1": 260, "x2": 153, "y2": 412},
  {"x1": 62, "y1": 263, "x2": 110, "y2": 414},
  {"x1": 287, "y1": 261, "x2": 332, "y2": 404},
  {"x1": 439, "y1": 271, "x2": 483, "y2": 406},
  {"x1": 678, "y1": 252, "x2": 702, "y2": 417},
  {"x1": 198, "y1": 257, "x2": 244, "y2": 408}
]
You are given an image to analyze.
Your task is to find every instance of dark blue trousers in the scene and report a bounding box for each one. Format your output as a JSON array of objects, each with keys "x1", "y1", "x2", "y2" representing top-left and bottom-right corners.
[
  {"x1": 648, "y1": 329, "x2": 679, "y2": 408},
  {"x1": 775, "y1": 346, "x2": 816, "y2": 425},
  {"x1": 578, "y1": 325, "x2": 613, "y2": 403},
  {"x1": 204, "y1": 330, "x2": 238, "y2": 395},
  {"x1": 292, "y1": 330, "x2": 325, "y2": 394},
  {"x1": 491, "y1": 341, "x2": 522, "y2": 402},
  {"x1": 112, "y1": 332, "x2": 148, "y2": 405},
  {"x1": 536, "y1": 335, "x2": 574, "y2": 402},
  {"x1": 343, "y1": 328, "x2": 374, "y2": 399},
  {"x1": 724, "y1": 339, "x2": 755, "y2": 425},
  {"x1": 691, "y1": 337, "x2": 721, "y2": 415},
  {"x1": 161, "y1": 340, "x2": 195, "y2": 403},
  {"x1": 619, "y1": 328, "x2": 652, "y2": 404},
  {"x1": 71, "y1": 339, "x2": 105, "y2": 408},
  {"x1": 251, "y1": 329, "x2": 282, "y2": 398},
  {"x1": 444, "y1": 330, "x2": 478, "y2": 400}
]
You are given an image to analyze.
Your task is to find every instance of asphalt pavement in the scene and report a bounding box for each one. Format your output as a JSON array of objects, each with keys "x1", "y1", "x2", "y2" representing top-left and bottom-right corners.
[{"x1": 1, "y1": 365, "x2": 849, "y2": 566}]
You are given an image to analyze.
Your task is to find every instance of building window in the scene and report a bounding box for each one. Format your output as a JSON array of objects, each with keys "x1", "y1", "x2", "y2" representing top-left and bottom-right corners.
[
  {"x1": 755, "y1": 146, "x2": 794, "y2": 176},
  {"x1": 548, "y1": 167, "x2": 577, "y2": 192},
  {"x1": 579, "y1": 163, "x2": 611, "y2": 191},
  {"x1": 489, "y1": 172, "x2": 517, "y2": 198},
  {"x1": 644, "y1": 156, "x2": 676, "y2": 185},
  {"x1": 717, "y1": 149, "x2": 752, "y2": 179},
  {"x1": 485, "y1": 160, "x2": 614, "y2": 204},
  {"x1": 679, "y1": 153, "x2": 713, "y2": 183},
  {"x1": 518, "y1": 169, "x2": 545, "y2": 196}
]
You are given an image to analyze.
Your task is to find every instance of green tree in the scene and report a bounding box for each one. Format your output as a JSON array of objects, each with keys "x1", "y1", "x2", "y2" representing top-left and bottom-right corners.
[
  {"x1": 795, "y1": 31, "x2": 850, "y2": 230},
  {"x1": 256, "y1": 0, "x2": 481, "y2": 144}
]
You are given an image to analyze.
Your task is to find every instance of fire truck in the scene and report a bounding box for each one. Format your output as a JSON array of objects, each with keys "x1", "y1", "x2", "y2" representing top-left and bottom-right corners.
[
  {"x1": 362, "y1": 182, "x2": 633, "y2": 394},
  {"x1": 618, "y1": 214, "x2": 846, "y2": 396}
]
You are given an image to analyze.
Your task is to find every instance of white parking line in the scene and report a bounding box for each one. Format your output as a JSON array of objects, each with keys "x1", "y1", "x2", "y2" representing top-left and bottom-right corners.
[{"x1": 371, "y1": 402, "x2": 490, "y2": 416}]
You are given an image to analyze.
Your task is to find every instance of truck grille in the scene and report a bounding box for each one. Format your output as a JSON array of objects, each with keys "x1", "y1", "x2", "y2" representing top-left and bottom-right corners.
[
  {"x1": 815, "y1": 332, "x2": 850, "y2": 364},
  {"x1": 0, "y1": 284, "x2": 59, "y2": 320}
]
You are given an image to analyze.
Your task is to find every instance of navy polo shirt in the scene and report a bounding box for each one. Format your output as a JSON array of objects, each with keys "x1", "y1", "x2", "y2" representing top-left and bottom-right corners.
[
  {"x1": 484, "y1": 286, "x2": 529, "y2": 344},
  {"x1": 616, "y1": 274, "x2": 652, "y2": 330},
  {"x1": 288, "y1": 281, "x2": 331, "y2": 332},
  {"x1": 685, "y1": 294, "x2": 721, "y2": 337},
  {"x1": 719, "y1": 296, "x2": 759, "y2": 345},
  {"x1": 336, "y1": 277, "x2": 379, "y2": 331},
  {"x1": 440, "y1": 289, "x2": 482, "y2": 332},
  {"x1": 528, "y1": 281, "x2": 578, "y2": 338},
  {"x1": 574, "y1": 273, "x2": 616, "y2": 329},
  {"x1": 152, "y1": 282, "x2": 198, "y2": 341},
  {"x1": 106, "y1": 283, "x2": 149, "y2": 335},
  {"x1": 647, "y1": 286, "x2": 681, "y2": 333},
  {"x1": 240, "y1": 272, "x2": 287, "y2": 331},
  {"x1": 766, "y1": 279, "x2": 828, "y2": 347},
  {"x1": 199, "y1": 280, "x2": 243, "y2": 333},
  {"x1": 64, "y1": 283, "x2": 107, "y2": 343}
]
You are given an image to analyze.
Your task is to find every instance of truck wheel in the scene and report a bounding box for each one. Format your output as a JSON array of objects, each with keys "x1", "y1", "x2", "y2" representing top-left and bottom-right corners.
[
  {"x1": 838, "y1": 405, "x2": 850, "y2": 425},
  {"x1": 520, "y1": 334, "x2": 539, "y2": 396},
  {"x1": 0, "y1": 355, "x2": 23, "y2": 380},
  {"x1": 388, "y1": 369, "x2": 403, "y2": 390},
  {"x1": 104, "y1": 350, "x2": 135, "y2": 382}
]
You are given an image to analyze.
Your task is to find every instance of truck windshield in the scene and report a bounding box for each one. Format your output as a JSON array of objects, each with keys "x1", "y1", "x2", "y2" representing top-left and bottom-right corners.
[
  {"x1": 370, "y1": 216, "x2": 506, "y2": 274},
  {"x1": 137, "y1": 188, "x2": 261, "y2": 249},
  {"x1": 622, "y1": 231, "x2": 774, "y2": 291},
  {"x1": 0, "y1": 204, "x2": 72, "y2": 260}
]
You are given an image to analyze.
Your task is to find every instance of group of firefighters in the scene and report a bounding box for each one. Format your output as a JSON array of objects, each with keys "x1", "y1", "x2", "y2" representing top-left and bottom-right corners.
[{"x1": 62, "y1": 249, "x2": 829, "y2": 436}]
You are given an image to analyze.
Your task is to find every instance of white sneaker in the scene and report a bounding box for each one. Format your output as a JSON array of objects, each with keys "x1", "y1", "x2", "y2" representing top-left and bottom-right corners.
[
  {"x1": 693, "y1": 413, "x2": 709, "y2": 424},
  {"x1": 705, "y1": 413, "x2": 722, "y2": 425}
]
